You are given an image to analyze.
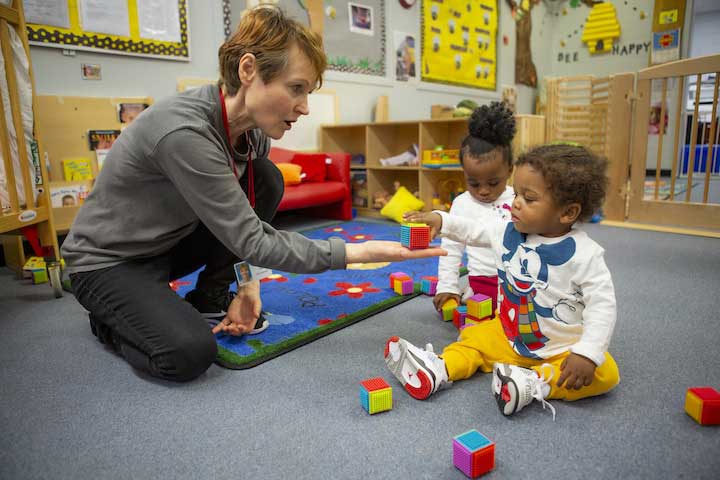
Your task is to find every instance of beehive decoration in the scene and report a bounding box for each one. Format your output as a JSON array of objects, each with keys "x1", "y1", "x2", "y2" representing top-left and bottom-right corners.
[{"x1": 581, "y1": 2, "x2": 621, "y2": 55}]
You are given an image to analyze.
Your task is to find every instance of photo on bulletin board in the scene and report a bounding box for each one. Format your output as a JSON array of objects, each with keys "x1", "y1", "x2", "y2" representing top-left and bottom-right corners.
[
  {"x1": 258, "y1": 0, "x2": 385, "y2": 76},
  {"x1": 24, "y1": 0, "x2": 190, "y2": 61},
  {"x1": 421, "y1": 0, "x2": 498, "y2": 90},
  {"x1": 348, "y1": 3, "x2": 374, "y2": 36}
]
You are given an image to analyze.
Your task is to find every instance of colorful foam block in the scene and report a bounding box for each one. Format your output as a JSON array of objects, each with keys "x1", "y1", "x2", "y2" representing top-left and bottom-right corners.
[
  {"x1": 31, "y1": 269, "x2": 49, "y2": 284},
  {"x1": 389, "y1": 272, "x2": 414, "y2": 294},
  {"x1": 421, "y1": 276, "x2": 438, "y2": 296},
  {"x1": 400, "y1": 223, "x2": 431, "y2": 250},
  {"x1": 440, "y1": 298, "x2": 459, "y2": 321},
  {"x1": 467, "y1": 293, "x2": 493, "y2": 321},
  {"x1": 453, "y1": 305, "x2": 467, "y2": 330},
  {"x1": 360, "y1": 377, "x2": 393, "y2": 414},
  {"x1": 389, "y1": 271, "x2": 409, "y2": 289},
  {"x1": 453, "y1": 429, "x2": 495, "y2": 478},
  {"x1": 685, "y1": 386, "x2": 720, "y2": 425}
]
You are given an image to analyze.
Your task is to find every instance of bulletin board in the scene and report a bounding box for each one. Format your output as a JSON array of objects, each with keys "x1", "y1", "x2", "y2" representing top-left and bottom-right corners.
[
  {"x1": 23, "y1": 0, "x2": 190, "y2": 61},
  {"x1": 272, "y1": 0, "x2": 386, "y2": 76},
  {"x1": 421, "y1": 0, "x2": 498, "y2": 90}
]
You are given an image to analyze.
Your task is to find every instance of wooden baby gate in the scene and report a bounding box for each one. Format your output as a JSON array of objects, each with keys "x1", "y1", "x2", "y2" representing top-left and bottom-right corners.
[
  {"x1": 0, "y1": 1, "x2": 60, "y2": 272},
  {"x1": 546, "y1": 54, "x2": 720, "y2": 233}
]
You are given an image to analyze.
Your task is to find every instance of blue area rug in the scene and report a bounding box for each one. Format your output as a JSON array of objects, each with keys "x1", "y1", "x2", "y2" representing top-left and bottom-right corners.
[{"x1": 172, "y1": 220, "x2": 458, "y2": 369}]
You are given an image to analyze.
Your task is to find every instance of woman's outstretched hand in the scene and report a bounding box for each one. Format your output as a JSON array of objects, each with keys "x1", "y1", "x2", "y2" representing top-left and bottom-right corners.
[{"x1": 345, "y1": 240, "x2": 447, "y2": 264}]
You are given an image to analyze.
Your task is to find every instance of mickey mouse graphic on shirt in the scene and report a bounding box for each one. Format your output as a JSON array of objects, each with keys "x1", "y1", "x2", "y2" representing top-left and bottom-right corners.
[{"x1": 497, "y1": 225, "x2": 576, "y2": 359}]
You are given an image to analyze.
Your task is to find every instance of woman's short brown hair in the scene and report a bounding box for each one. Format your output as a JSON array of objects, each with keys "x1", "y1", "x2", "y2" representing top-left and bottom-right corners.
[{"x1": 218, "y1": 6, "x2": 327, "y2": 96}]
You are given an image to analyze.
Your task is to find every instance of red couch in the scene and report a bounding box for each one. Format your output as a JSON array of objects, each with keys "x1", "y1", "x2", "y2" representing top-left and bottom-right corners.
[{"x1": 268, "y1": 147, "x2": 352, "y2": 220}]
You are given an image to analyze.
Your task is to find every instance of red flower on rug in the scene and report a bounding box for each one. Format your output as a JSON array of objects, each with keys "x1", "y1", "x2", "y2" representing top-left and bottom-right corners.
[
  {"x1": 324, "y1": 226, "x2": 347, "y2": 234},
  {"x1": 328, "y1": 282, "x2": 380, "y2": 299},
  {"x1": 345, "y1": 233, "x2": 374, "y2": 242},
  {"x1": 260, "y1": 274, "x2": 288, "y2": 283},
  {"x1": 303, "y1": 277, "x2": 317, "y2": 284},
  {"x1": 318, "y1": 313, "x2": 348, "y2": 325}
]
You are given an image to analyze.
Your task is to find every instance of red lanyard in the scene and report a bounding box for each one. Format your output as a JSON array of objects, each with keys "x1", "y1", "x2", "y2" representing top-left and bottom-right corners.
[{"x1": 219, "y1": 89, "x2": 255, "y2": 208}]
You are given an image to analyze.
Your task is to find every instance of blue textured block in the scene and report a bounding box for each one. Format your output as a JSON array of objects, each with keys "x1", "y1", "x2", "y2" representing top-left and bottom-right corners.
[
  {"x1": 360, "y1": 386, "x2": 370, "y2": 412},
  {"x1": 455, "y1": 430, "x2": 491, "y2": 451}
]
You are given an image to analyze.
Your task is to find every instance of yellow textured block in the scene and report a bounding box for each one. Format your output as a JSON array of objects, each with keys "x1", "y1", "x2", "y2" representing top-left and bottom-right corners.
[
  {"x1": 519, "y1": 323, "x2": 532, "y2": 334},
  {"x1": 369, "y1": 388, "x2": 393, "y2": 414},
  {"x1": 441, "y1": 298, "x2": 459, "y2": 321},
  {"x1": 685, "y1": 391, "x2": 704, "y2": 424}
]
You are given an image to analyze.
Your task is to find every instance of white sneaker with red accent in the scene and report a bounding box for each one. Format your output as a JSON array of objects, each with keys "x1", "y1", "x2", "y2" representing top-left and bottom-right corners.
[
  {"x1": 492, "y1": 363, "x2": 556, "y2": 420},
  {"x1": 384, "y1": 336, "x2": 450, "y2": 400}
]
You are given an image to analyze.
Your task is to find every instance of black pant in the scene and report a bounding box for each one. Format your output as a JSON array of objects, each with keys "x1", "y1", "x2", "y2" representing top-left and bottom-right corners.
[{"x1": 70, "y1": 157, "x2": 283, "y2": 382}]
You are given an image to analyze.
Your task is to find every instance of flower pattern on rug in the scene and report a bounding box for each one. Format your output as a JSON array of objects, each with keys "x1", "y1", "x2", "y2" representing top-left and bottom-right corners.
[{"x1": 328, "y1": 281, "x2": 381, "y2": 299}]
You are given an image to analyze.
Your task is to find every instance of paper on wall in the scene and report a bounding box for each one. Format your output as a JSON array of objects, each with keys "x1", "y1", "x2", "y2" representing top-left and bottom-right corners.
[
  {"x1": 78, "y1": 0, "x2": 130, "y2": 37},
  {"x1": 137, "y1": 0, "x2": 181, "y2": 43},
  {"x1": 23, "y1": 0, "x2": 70, "y2": 28}
]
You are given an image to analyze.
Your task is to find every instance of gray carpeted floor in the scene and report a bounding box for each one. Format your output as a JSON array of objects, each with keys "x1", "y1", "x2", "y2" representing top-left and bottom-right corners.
[{"x1": 1, "y1": 218, "x2": 719, "y2": 479}]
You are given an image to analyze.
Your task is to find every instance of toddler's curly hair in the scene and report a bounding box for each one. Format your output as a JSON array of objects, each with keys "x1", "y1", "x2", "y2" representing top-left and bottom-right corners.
[
  {"x1": 516, "y1": 144, "x2": 608, "y2": 222},
  {"x1": 461, "y1": 101, "x2": 516, "y2": 167}
]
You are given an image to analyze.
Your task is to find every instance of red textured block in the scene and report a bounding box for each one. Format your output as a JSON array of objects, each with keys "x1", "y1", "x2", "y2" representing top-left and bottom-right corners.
[{"x1": 686, "y1": 387, "x2": 720, "y2": 425}]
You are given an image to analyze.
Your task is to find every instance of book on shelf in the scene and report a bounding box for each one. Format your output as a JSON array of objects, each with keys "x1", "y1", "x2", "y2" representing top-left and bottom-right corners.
[
  {"x1": 88, "y1": 129, "x2": 121, "y2": 151},
  {"x1": 62, "y1": 158, "x2": 93, "y2": 181},
  {"x1": 50, "y1": 183, "x2": 89, "y2": 208}
]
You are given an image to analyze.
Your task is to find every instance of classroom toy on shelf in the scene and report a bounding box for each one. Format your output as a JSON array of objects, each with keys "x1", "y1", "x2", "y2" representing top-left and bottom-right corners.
[
  {"x1": 420, "y1": 276, "x2": 438, "y2": 296},
  {"x1": 422, "y1": 145, "x2": 461, "y2": 168},
  {"x1": 431, "y1": 193, "x2": 449, "y2": 211},
  {"x1": 440, "y1": 297, "x2": 459, "y2": 321},
  {"x1": 22, "y1": 257, "x2": 65, "y2": 284},
  {"x1": 453, "y1": 305, "x2": 468, "y2": 330},
  {"x1": 685, "y1": 387, "x2": 720, "y2": 425},
  {"x1": 379, "y1": 144, "x2": 419, "y2": 167},
  {"x1": 360, "y1": 377, "x2": 393, "y2": 414},
  {"x1": 466, "y1": 293, "x2": 493, "y2": 324},
  {"x1": 400, "y1": 222, "x2": 431, "y2": 250},
  {"x1": 453, "y1": 429, "x2": 495, "y2": 478},
  {"x1": 389, "y1": 271, "x2": 414, "y2": 295}
]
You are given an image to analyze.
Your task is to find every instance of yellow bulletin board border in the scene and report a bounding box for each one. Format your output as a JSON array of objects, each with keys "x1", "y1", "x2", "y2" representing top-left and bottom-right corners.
[
  {"x1": 27, "y1": 0, "x2": 190, "y2": 61},
  {"x1": 421, "y1": 0, "x2": 498, "y2": 90}
]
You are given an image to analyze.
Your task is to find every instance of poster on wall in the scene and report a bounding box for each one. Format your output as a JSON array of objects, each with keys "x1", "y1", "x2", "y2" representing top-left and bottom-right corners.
[
  {"x1": 651, "y1": 29, "x2": 680, "y2": 65},
  {"x1": 421, "y1": 0, "x2": 498, "y2": 90},
  {"x1": 394, "y1": 31, "x2": 416, "y2": 82}
]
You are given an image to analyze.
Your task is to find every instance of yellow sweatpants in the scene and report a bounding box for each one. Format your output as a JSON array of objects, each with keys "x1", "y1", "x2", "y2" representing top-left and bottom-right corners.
[{"x1": 441, "y1": 316, "x2": 620, "y2": 401}]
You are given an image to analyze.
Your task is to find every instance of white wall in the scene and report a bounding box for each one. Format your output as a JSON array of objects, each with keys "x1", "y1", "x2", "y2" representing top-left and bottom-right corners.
[
  {"x1": 689, "y1": 10, "x2": 720, "y2": 58},
  {"x1": 547, "y1": 0, "x2": 655, "y2": 78},
  {"x1": 30, "y1": 0, "x2": 226, "y2": 100},
  {"x1": 30, "y1": 0, "x2": 550, "y2": 120}
]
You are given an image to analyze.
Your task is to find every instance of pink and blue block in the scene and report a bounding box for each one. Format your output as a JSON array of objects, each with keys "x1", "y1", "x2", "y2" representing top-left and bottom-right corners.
[
  {"x1": 453, "y1": 305, "x2": 467, "y2": 329},
  {"x1": 360, "y1": 377, "x2": 392, "y2": 414},
  {"x1": 685, "y1": 386, "x2": 720, "y2": 425},
  {"x1": 421, "y1": 276, "x2": 438, "y2": 296},
  {"x1": 453, "y1": 429, "x2": 495, "y2": 478},
  {"x1": 389, "y1": 271, "x2": 414, "y2": 295},
  {"x1": 400, "y1": 223, "x2": 431, "y2": 250}
]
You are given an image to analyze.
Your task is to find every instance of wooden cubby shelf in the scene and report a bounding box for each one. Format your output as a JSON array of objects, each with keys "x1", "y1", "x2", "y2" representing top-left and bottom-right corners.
[{"x1": 321, "y1": 115, "x2": 546, "y2": 217}]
